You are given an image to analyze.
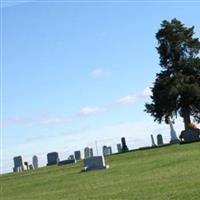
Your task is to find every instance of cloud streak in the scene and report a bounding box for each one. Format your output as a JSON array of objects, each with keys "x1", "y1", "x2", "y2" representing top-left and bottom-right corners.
[{"x1": 117, "y1": 87, "x2": 152, "y2": 104}]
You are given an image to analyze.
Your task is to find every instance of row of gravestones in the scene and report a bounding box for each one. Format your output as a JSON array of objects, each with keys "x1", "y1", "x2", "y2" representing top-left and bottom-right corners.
[
  {"x1": 47, "y1": 139, "x2": 128, "y2": 167},
  {"x1": 14, "y1": 127, "x2": 199, "y2": 172}
]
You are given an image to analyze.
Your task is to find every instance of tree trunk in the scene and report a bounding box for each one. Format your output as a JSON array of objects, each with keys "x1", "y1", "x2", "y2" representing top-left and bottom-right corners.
[{"x1": 182, "y1": 108, "x2": 191, "y2": 130}]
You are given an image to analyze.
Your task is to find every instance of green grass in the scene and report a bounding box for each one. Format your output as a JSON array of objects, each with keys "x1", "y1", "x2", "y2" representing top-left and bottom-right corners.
[{"x1": 1, "y1": 142, "x2": 200, "y2": 200}]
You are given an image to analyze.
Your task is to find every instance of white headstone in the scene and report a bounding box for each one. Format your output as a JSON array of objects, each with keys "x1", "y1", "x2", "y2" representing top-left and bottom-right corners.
[
  {"x1": 32, "y1": 155, "x2": 39, "y2": 169},
  {"x1": 83, "y1": 156, "x2": 108, "y2": 170},
  {"x1": 169, "y1": 119, "x2": 179, "y2": 144}
]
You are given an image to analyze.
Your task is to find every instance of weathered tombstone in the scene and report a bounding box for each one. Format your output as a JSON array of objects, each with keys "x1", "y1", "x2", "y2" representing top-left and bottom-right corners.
[
  {"x1": 102, "y1": 146, "x2": 112, "y2": 156},
  {"x1": 169, "y1": 119, "x2": 179, "y2": 144},
  {"x1": 117, "y1": 144, "x2": 122, "y2": 153},
  {"x1": 84, "y1": 147, "x2": 93, "y2": 159},
  {"x1": 179, "y1": 128, "x2": 200, "y2": 143},
  {"x1": 83, "y1": 156, "x2": 108, "y2": 171},
  {"x1": 74, "y1": 150, "x2": 82, "y2": 160},
  {"x1": 157, "y1": 134, "x2": 164, "y2": 146},
  {"x1": 121, "y1": 137, "x2": 129, "y2": 152},
  {"x1": 107, "y1": 146, "x2": 112, "y2": 154},
  {"x1": 150, "y1": 134, "x2": 156, "y2": 147},
  {"x1": 13, "y1": 156, "x2": 24, "y2": 172},
  {"x1": 47, "y1": 152, "x2": 59, "y2": 166},
  {"x1": 32, "y1": 155, "x2": 38, "y2": 169},
  {"x1": 68, "y1": 155, "x2": 75, "y2": 160}
]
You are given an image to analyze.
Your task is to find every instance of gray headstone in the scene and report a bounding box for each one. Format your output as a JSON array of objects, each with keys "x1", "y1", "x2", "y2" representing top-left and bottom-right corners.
[
  {"x1": 102, "y1": 146, "x2": 112, "y2": 156},
  {"x1": 47, "y1": 152, "x2": 59, "y2": 166},
  {"x1": 83, "y1": 156, "x2": 108, "y2": 170},
  {"x1": 74, "y1": 150, "x2": 82, "y2": 160},
  {"x1": 157, "y1": 134, "x2": 164, "y2": 146},
  {"x1": 32, "y1": 155, "x2": 39, "y2": 169},
  {"x1": 84, "y1": 147, "x2": 93, "y2": 159},
  {"x1": 180, "y1": 128, "x2": 200, "y2": 143},
  {"x1": 150, "y1": 134, "x2": 156, "y2": 147},
  {"x1": 117, "y1": 144, "x2": 122, "y2": 153},
  {"x1": 13, "y1": 156, "x2": 24, "y2": 172},
  {"x1": 121, "y1": 137, "x2": 129, "y2": 152},
  {"x1": 68, "y1": 155, "x2": 75, "y2": 160}
]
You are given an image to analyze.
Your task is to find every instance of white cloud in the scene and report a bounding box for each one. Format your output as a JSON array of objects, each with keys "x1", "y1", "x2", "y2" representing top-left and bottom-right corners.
[
  {"x1": 91, "y1": 68, "x2": 105, "y2": 77},
  {"x1": 117, "y1": 87, "x2": 152, "y2": 104},
  {"x1": 79, "y1": 106, "x2": 99, "y2": 116},
  {"x1": 79, "y1": 106, "x2": 107, "y2": 116}
]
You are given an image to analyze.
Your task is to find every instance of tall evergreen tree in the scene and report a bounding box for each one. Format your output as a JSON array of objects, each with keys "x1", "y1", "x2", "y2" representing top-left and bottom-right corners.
[{"x1": 145, "y1": 19, "x2": 200, "y2": 130}]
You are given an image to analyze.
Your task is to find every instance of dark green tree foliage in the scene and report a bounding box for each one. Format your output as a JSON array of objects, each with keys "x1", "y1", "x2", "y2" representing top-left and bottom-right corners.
[{"x1": 145, "y1": 19, "x2": 200, "y2": 130}]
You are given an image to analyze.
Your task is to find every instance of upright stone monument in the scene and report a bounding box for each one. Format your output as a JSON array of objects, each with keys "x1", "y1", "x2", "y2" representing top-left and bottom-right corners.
[
  {"x1": 47, "y1": 152, "x2": 59, "y2": 166},
  {"x1": 157, "y1": 134, "x2": 164, "y2": 146},
  {"x1": 74, "y1": 150, "x2": 82, "y2": 160},
  {"x1": 84, "y1": 147, "x2": 93, "y2": 159},
  {"x1": 150, "y1": 134, "x2": 156, "y2": 147},
  {"x1": 102, "y1": 146, "x2": 112, "y2": 156},
  {"x1": 169, "y1": 119, "x2": 180, "y2": 144},
  {"x1": 68, "y1": 155, "x2": 75, "y2": 160},
  {"x1": 13, "y1": 156, "x2": 24, "y2": 172},
  {"x1": 180, "y1": 127, "x2": 200, "y2": 143},
  {"x1": 117, "y1": 144, "x2": 122, "y2": 153},
  {"x1": 121, "y1": 137, "x2": 129, "y2": 152},
  {"x1": 32, "y1": 155, "x2": 38, "y2": 169}
]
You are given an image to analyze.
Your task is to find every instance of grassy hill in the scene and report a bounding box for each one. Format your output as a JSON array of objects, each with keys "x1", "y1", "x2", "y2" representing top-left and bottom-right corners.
[{"x1": 1, "y1": 142, "x2": 200, "y2": 200}]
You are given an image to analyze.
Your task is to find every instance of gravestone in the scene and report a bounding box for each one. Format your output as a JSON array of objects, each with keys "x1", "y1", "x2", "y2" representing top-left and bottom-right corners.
[
  {"x1": 68, "y1": 155, "x2": 75, "y2": 160},
  {"x1": 117, "y1": 144, "x2": 122, "y2": 153},
  {"x1": 102, "y1": 146, "x2": 112, "y2": 156},
  {"x1": 47, "y1": 152, "x2": 59, "y2": 166},
  {"x1": 157, "y1": 134, "x2": 164, "y2": 146},
  {"x1": 121, "y1": 137, "x2": 129, "y2": 152},
  {"x1": 169, "y1": 119, "x2": 179, "y2": 144},
  {"x1": 83, "y1": 156, "x2": 108, "y2": 171},
  {"x1": 84, "y1": 147, "x2": 93, "y2": 159},
  {"x1": 74, "y1": 150, "x2": 82, "y2": 160},
  {"x1": 150, "y1": 134, "x2": 156, "y2": 147},
  {"x1": 32, "y1": 155, "x2": 38, "y2": 169},
  {"x1": 13, "y1": 156, "x2": 24, "y2": 172},
  {"x1": 179, "y1": 128, "x2": 200, "y2": 143}
]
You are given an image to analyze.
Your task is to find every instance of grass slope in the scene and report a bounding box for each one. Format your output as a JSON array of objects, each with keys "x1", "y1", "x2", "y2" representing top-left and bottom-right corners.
[{"x1": 1, "y1": 143, "x2": 200, "y2": 200}]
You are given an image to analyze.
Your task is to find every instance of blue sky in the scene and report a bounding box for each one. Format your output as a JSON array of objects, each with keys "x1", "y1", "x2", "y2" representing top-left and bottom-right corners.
[{"x1": 1, "y1": 0, "x2": 200, "y2": 173}]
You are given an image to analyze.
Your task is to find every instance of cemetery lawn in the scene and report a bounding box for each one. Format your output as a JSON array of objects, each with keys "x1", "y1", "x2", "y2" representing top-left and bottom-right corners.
[{"x1": 1, "y1": 142, "x2": 200, "y2": 200}]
